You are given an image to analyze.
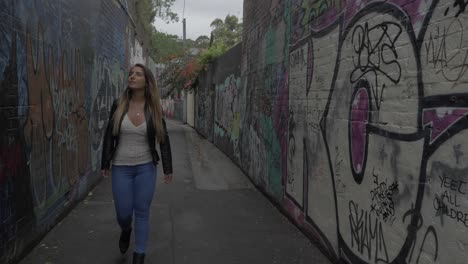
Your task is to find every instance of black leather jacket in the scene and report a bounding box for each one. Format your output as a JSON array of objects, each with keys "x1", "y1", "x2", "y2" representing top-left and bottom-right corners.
[{"x1": 101, "y1": 100, "x2": 173, "y2": 175}]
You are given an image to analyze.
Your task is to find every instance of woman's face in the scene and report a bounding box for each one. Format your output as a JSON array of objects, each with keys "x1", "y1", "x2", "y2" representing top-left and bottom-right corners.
[{"x1": 128, "y1": 66, "x2": 146, "y2": 91}]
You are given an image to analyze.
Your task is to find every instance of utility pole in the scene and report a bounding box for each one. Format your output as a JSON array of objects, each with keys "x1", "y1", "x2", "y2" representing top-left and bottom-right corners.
[
  {"x1": 182, "y1": 0, "x2": 186, "y2": 51},
  {"x1": 183, "y1": 18, "x2": 186, "y2": 50}
]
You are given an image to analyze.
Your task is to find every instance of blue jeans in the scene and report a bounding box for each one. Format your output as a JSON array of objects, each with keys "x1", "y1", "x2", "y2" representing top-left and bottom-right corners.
[{"x1": 111, "y1": 162, "x2": 157, "y2": 253}]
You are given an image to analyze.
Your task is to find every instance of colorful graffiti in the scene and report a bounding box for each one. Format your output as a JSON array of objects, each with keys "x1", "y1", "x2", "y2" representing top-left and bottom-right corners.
[
  {"x1": 0, "y1": 25, "x2": 35, "y2": 262},
  {"x1": 195, "y1": 69, "x2": 216, "y2": 141},
  {"x1": 0, "y1": 0, "x2": 146, "y2": 262},
  {"x1": 214, "y1": 74, "x2": 241, "y2": 160},
  {"x1": 193, "y1": 0, "x2": 468, "y2": 263},
  {"x1": 90, "y1": 55, "x2": 126, "y2": 171}
]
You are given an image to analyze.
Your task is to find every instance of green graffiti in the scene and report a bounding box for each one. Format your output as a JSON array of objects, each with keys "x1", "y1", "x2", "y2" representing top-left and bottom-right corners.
[
  {"x1": 231, "y1": 112, "x2": 241, "y2": 139},
  {"x1": 302, "y1": 0, "x2": 343, "y2": 25},
  {"x1": 214, "y1": 123, "x2": 226, "y2": 137},
  {"x1": 265, "y1": 26, "x2": 275, "y2": 66},
  {"x1": 261, "y1": 21, "x2": 283, "y2": 197},
  {"x1": 215, "y1": 110, "x2": 240, "y2": 140},
  {"x1": 261, "y1": 115, "x2": 283, "y2": 197}
]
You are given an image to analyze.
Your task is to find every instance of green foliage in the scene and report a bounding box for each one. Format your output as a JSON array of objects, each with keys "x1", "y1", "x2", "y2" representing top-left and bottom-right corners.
[
  {"x1": 154, "y1": 0, "x2": 178, "y2": 23},
  {"x1": 150, "y1": 31, "x2": 210, "y2": 62},
  {"x1": 135, "y1": 0, "x2": 155, "y2": 33},
  {"x1": 136, "y1": 0, "x2": 179, "y2": 33},
  {"x1": 156, "y1": 14, "x2": 243, "y2": 97},
  {"x1": 150, "y1": 30, "x2": 184, "y2": 62},
  {"x1": 198, "y1": 42, "x2": 228, "y2": 67},
  {"x1": 195, "y1": 35, "x2": 210, "y2": 49},
  {"x1": 158, "y1": 57, "x2": 202, "y2": 96},
  {"x1": 210, "y1": 15, "x2": 242, "y2": 48}
]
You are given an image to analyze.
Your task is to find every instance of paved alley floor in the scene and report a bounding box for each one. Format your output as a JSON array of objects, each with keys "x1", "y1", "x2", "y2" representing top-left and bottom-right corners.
[{"x1": 19, "y1": 120, "x2": 331, "y2": 264}]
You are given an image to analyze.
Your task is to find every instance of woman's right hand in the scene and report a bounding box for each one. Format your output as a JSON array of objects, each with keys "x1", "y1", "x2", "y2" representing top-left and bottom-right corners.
[{"x1": 101, "y1": 169, "x2": 110, "y2": 178}]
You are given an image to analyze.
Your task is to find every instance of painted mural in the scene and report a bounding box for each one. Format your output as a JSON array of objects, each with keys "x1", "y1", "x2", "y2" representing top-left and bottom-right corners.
[
  {"x1": 214, "y1": 75, "x2": 242, "y2": 162},
  {"x1": 195, "y1": 68, "x2": 216, "y2": 141},
  {"x1": 195, "y1": 0, "x2": 468, "y2": 263},
  {"x1": 0, "y1": 0, "x2": 148, "y2": 262}
]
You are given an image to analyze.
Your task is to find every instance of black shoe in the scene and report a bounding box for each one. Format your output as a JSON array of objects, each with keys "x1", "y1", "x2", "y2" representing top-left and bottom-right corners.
[
  {"x1": 119, "y1": 228, "x2": 132, "y2": 253},
  {"x1": 133, "y1": 252, "x2": 145, "y2": 264}
]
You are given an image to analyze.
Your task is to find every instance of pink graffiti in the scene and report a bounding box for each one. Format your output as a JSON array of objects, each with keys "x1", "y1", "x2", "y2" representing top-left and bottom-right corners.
[
  {"x1": 344, "y1": 0, "x2": 429, "y2": 28},
  {"x1": 423, "y1": 108, "x2": 468, "y2": 144},
  {"x1": 307, "y1": 0, "x2": 430, "y2": 31},
  {"x1": 350, "y1": 88, "x2": 369, "y2": 175}
]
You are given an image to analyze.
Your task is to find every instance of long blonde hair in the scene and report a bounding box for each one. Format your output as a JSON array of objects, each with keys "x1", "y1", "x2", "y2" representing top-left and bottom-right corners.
[{"x1": 112, "y1": 63, "x2": 165, "y2": 143}]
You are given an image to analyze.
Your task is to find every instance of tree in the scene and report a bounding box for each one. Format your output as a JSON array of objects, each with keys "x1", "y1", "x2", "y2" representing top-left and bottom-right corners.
[
  {"x1": 195, "y1": 35, "x2": 210, "y2": 49},
  {"x1": 150, "y1": 30, "x2": 184, "y2": 62},
  {"x1": 154, "y1": 0, "x2": 178, "y2": 23},
  {"x1": 198, "y1": 42, "x2": 228, "y2": 67},
  {"x1": 210, "y1": 15, "x2": 242, "y2": 48},
  {"x1": 159, "y1": 57, "x2": 202, "y2": 96},
  {"x1": 157, "y1": 15, "x2": 243, "y2": 97},
  {"x1": 136, "y1": 0, "x2": 179, "y2": 33},
  {"x1": 210, "y1": 18, "x2": 224, "y2": 29}
]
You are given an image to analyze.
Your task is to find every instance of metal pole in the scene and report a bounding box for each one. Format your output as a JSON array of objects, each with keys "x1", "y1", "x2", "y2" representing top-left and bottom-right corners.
[{"x1": 182, "y1": 18, "x2": 186, "y2": 50}]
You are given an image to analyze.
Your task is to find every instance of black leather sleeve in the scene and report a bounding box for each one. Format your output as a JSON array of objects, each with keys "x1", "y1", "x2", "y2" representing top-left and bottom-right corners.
[
  {"x1": 160, "y1": 118, "x2": 173, "y2": 175},
  {"x1": 101, "y1": 100, "x2": 118, "y2": 170}
]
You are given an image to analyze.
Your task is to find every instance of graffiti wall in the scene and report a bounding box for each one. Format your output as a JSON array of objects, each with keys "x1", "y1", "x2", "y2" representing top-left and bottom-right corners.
[
  {"x1": 194, "y1": 0, "x2": 468, "y2": 263},
  {"x1": 194, "y1": 44, "x2": 242, "y2": 151},
  {"x1": 0, "y1": 0, "x2": 149, "y2": 262},
  {"x1": 212, "y1": 45, "x2": 242, "y2": 162},
  {"x1": 195, "y1": 66, "x2": 216, "y2": 141}
]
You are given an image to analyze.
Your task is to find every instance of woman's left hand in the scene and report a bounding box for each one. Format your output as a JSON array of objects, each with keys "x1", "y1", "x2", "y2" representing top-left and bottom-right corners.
[{"x1": 164, "y1": 174, "x2": 173, "y2": 184}]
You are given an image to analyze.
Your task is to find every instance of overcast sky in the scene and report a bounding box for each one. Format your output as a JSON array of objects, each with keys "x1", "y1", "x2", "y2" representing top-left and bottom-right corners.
[{"x1": 153, "y1": 0, "x2": 243, "y2": 40}]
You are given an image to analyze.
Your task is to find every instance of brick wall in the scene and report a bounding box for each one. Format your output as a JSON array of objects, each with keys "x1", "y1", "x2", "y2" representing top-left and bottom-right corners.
[
  {"x1": 0, "y1": 0, "x2": 153, "y2": 262},
  {"x1": 197, "y1": 0, "x2": 468, "y2": 263}
]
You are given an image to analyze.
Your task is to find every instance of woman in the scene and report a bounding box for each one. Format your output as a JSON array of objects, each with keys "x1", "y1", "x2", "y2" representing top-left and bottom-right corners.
[{"x1": 101, "y1": 63, "x2": 173, "y2": 264}]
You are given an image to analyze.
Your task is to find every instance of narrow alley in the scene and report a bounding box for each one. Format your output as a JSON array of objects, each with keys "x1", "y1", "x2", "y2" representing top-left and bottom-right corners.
[
  {"x1": 3, "y1": 0, "x2": 468, "y2": 263},
  {"x1": 18, "y1": 120, "x2": 331, "y2": 264}
]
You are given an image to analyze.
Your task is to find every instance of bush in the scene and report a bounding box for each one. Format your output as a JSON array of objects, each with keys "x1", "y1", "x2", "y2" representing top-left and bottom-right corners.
[{"x1": 198, "y1": 43, "x2": 228, "y2": 68}]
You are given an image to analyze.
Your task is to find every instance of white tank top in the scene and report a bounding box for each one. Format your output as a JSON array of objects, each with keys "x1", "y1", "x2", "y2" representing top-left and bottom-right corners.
[{"x1": 113, "y1": 114, "x2": 153, "y2": 166}]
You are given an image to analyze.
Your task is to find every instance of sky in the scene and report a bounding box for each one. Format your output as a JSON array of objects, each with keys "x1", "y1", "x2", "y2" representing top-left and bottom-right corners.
[{"x1": 153, "y1": 0, "x2": 243, "y2": 40}]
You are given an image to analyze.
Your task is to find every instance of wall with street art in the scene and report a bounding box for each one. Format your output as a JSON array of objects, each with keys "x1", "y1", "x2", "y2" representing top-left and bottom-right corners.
[
  {"x1": 212, "y1": 44, "x2": 242, "y2": 162},
  {"x1": 194, "y1": 0, "x2": 468, "y2": 263},
  {"x1": 0, "y1": 0, "x2": 148, "y2": 262},
  {"x1": 195, "y1": 65, "x2": 216, "y2": 141},
  {"x1": 194, "y1": 44, "x2": 242, "y2": 154}
]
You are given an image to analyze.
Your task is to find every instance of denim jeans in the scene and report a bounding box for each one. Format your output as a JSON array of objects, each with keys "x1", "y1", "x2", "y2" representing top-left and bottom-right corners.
[{"x1": 111, "y1": 162, "x2": 157, "y2": 253}]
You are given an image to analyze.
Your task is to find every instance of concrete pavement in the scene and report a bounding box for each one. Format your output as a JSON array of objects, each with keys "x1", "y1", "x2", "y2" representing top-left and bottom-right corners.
[{"x1": 19, "y1": 120, "x2": 331, "y2": 264}]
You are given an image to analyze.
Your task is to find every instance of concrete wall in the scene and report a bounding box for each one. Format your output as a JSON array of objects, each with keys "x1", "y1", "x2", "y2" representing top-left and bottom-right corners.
[
  {"x1": 195, "y1": 44, "x2": 242, "y2": 145},
  {"x1": 187, "y1": 91, "x2": 195, "y2": 127},
  {"x1": 212, "y1": 45, "x2": 242, "y2": 164},
  {"x1": 195, "y1": 67, "x2": 216, "y2": 141},
  {"x1": 196, "y1": 0, "x2": 468, "y2": 263},
  {"x1": 0, "y1": 0, "x2": 153, "y2": 262}
]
